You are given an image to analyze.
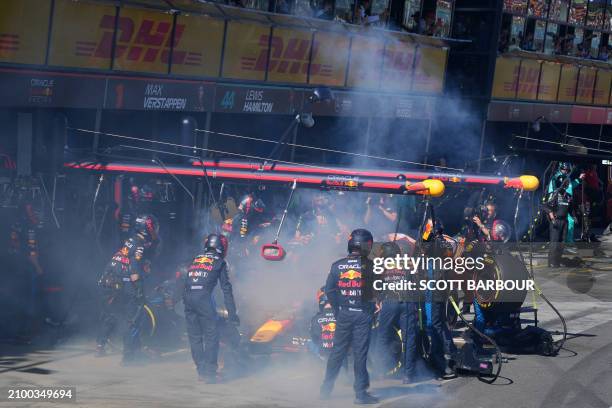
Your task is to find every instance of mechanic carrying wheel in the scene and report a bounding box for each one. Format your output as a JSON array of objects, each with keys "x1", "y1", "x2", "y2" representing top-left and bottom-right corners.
[{"x1": 320, "y1": 228, "x2": 379, "y2": 405}]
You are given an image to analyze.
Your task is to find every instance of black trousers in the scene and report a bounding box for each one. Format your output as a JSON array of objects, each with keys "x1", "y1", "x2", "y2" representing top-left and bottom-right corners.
[
  {"x1": 322, "y1": 309, "x2": 372, "y2": 395},
  {"x1": 430, "y1": 300, "x2": 456, "y2": 371},
  {"x1": 184, "y1": 291, "x2": 219, "y2": 377},
  {"x1": 548, "y1": 218, "x2": 568, "y2": 266},
  {"x1": 377, "y1": 301, "x2": 419, "y2": 378},
  {"x1": 97, "y1": 286, "x2": 144, "y2": 359}
]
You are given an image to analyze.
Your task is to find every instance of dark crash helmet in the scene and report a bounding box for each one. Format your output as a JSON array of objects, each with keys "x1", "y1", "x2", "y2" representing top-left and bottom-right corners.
[
  {"x1": 134, "y1": 214, "x2": 159, "y2": 242},
  {"x1": 347, "y1": 228, "x2": 373, "y2": 256},
  {"x1": 381, "y1": 241, "x2": 401, "y2": 258},
  {"x1": 491, "y1": 220, "x2": 512, "y2": 243},
  {"x1": 312, "y1": 192, "x2": 330, "y2": 209},
  {"x1": 203, "y1": 233, "x2": 228, "y2": 258},
  {"x1": 238, "y1": 194, "x2": 266, "y2": 216},
  {"x1": 558, "y1": 162, "x2": 572, "y2": 174},
  {"x1": 129, "y1": 180, "x2": 155, "y2": 203}
]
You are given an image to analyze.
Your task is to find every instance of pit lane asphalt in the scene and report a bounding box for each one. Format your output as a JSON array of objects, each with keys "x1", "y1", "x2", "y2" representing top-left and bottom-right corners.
[
  {"x1": 1, "y1": 315, "x2": 611, "y2": 408},
  {"x1": 1, "y1": 254, "x2": 612, "y2": 408}
]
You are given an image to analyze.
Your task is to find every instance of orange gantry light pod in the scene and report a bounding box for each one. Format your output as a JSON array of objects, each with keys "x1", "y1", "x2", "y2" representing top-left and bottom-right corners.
[
  {"x1": 405, "y1": 179, "x2": 446, "y2": 198},
  {"x1": 503, "y1": 175, "x2": 540, "y2": 192}
]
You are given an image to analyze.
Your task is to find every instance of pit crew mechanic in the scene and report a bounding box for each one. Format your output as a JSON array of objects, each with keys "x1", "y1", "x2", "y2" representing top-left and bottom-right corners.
[
  {"x1": 421, "y1": 218, "x2": 457, "y2": 379},
  {"x1": 320, "y1": 228, "x2": 379, "y2": 405},
  {"x1": 95, "y1": 214, "x2": 159, "y2": 364},
  {"x1": 375, "y1": 241, "x2": 419, "y2": 384},
  {"x1": 542, "y1": 162, "x2": 585, "y2": 267},
  {"x1": 472, "y1": 200, "x2": 499, "y2": 242},
  {"x1": 176, "y1": 233, "x2": 239, "y2": 383}
]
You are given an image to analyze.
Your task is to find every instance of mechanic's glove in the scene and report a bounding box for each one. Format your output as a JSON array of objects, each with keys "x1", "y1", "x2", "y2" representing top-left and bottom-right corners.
[
  {"x1": 229, "y1": 315, "x2": 240, "y2": 326},
  {"x1": 133, "y1": 284, "x2": 146, "y2": 303}
]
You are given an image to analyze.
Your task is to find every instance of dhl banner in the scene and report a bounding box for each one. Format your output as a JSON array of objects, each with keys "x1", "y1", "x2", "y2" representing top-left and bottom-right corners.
[
  {"x1": 48, "y1": 0, "x2": 115, "y2": 70},
  {"x1": 576, "y1": 67, "x2": 597, "y2": 105},
  {"x1": 0, "y1": 1, "x2": 452, "y2": 97},
  {"x1": 594, "y1": 69, "x2": 612, "y2": 105},
  {"x1": 492, "y1": 55, "x2": 612, "y2": 106},
  {"x1": 491, "y1": 57, "x2": 519, "y2": 99},
  {"x1": 557, "y1": 64, "x2": 579, "y2": 103},
  {"x1": 346, "y1": 35, "x2": 385, "y2": 89},
  {"x1": 0, "y1": 0, "x2": 51, "y2": 65},
  {"x1": 266, "y1": 27, "x2": 312, "y2": 84},
  {"x1": 380, "y1": 40, "x2": 415, "y2": 92},
  {"x1": 412, "y1": 46, "x2": 447, "y2": 93},
  {"x1": 171, "y1": 14, "x2": 224, "y2": 77},
  {"x1": 516, "y1": 59, "x2": 540, "y2": 100},
  {"x1": 537, "y1": 61, "x2": 560, "y2": 102},
  {"x1": 222, "y1": 21, "x2": 270, "y2": 81},
  {"x1": 309, "y1": 31, "x2": 350, "y2": 87},
  {"x1": 112, "y1": 7, "x2": 173, "y2": 74}
]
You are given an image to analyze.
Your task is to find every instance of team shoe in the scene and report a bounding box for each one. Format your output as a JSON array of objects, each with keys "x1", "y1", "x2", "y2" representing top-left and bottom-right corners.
[
  {"x1": 94, "y1": 345, "x2": 106, "y2": 357},
  {"x1": 120, "y1": 358, "x2": 141, "y2": 367},
  {"x1": 319, "y1": 385, "x2": 332, "y2": 400},
  {"x1": 198, "y1": 374, "x2": 217, "y2": 384},
  {"x1": 436, "y1": 358, "x2": 457, "y2": 381},
  {"x1": 354, "y1": 392, "x2": 379, "y2": 405},
  {"x1": 437, "y1": 367, "x2": 457, "y2": 381},
  {"x1": 120, "y1": 352, "x2": 149, "y2": 367}
]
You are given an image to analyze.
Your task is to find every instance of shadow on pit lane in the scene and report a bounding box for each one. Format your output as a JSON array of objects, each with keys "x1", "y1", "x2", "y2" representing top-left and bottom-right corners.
[
  {"x1": 565, "y1": 268, "x2": 595, "y2": 294},
  {"x1": 18, "y1": 367, "x2": 55, "y2": 375},
  {"x1": 0, "y1": 340, "x2": 94, "y2": 375},
  {"x1": 0, "y1": 354, "x2": 57, "y2": 375},
  {"x1": 0, "y1": 356, "x2": 28, "y2": 366},
  {"x1": 452, "y1": 371, "x2": 514, "y2": 386},
  {"x1": 479, "y1": 375, "x2": 513, "y2": 386},
  {"x1": 371, "y1": 383, "x2": 441, "y2": 400},
  {"x1": 555, "y1": 347, "x2": 578, "y2": 358}
]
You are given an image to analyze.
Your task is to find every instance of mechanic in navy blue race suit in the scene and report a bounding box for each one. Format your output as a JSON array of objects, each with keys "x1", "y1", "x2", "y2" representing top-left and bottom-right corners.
[
  {"x1": 179, "y1": 234, "x2": 239, "y2": 383},
  {"x1": 422, "y1": 218, "x2": 457, "y2": 379},
  {"x1": 320, "y1": 228, "x2": 379, "y2": 405},
  {"x1": 96, "y1": 214, "x2": 159, "y2": 364},
  {"x1": 376, "y1": 241, "x2": 419, "y2": 384}
]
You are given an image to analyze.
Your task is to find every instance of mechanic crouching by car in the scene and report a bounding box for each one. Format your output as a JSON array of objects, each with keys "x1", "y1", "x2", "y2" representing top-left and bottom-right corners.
[
  {"x1": 96, "y1": 214, "x2": 159, "y2": 364},
  {"x1": 320, "y1": 228, "x2": 379, "y2": 405},
  {"x1": 177, "y1": 233, "x2": 239, "y2": 383}
]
